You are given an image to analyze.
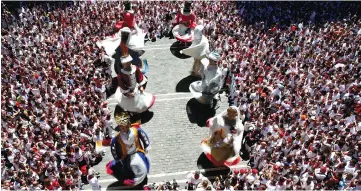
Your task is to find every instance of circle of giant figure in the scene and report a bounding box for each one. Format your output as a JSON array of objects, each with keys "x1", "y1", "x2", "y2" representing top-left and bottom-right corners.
[
  {"x1": 96, "y1": 2, "x2": 147, "y2": 79},
  {"x1": 172, "y1": 1, "x2": 197, "y2": 43},
  {"x1": 201, "y1": 106, "x2": 244, "y2": 167},
  {"x1": 114, "y1": 45, "x2": 155, "y2": 114},
  {"x1": 189, "y1": 51, "x2": 223, "y2": 105},
  {"x1": 102, "y1": 110, "x2": 151, "y2": 189},
  {"x1": 180, "y1": 25, "x2": 209, "y2": 77}
]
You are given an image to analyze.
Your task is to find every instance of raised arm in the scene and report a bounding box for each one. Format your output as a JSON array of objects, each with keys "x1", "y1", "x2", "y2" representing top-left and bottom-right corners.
[{"x1": 137, "y1": 128, "x2": 151, "y2": 152}]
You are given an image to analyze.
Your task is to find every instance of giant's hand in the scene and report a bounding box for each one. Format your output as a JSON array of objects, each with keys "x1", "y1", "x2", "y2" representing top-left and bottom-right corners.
[{"x1": 145, "y1": 145, "x2": 151, "y2": 153}]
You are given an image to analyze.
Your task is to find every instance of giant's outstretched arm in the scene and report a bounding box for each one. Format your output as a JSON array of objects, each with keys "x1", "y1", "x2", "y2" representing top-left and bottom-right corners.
[
  {"x1": 206, "y1": 116, "x2": 217, "y2": 137},
  {"x1": 137, "y1": 128, "x2": 151, "y2": 152},
  {"x1": 209, "y1": 74, "x2": 222, "y2": 95},
  {"x1": 172, "y1": 12, "x2": 181, "y2": 26},
  {"x1": 188, "y1": 14, "x2": 197, "y2": 29}
]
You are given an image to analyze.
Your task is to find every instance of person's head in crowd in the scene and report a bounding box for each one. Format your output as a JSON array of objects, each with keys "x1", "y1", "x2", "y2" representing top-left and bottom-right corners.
[{"x1": 2, "y1": 1, "x2": 361, "y2": 190}]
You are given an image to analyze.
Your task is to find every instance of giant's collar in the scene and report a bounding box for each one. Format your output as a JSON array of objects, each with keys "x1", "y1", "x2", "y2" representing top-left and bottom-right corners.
[
  {"x1": 120, "y1": 65, "x2": 136, "y2": 75},
  {"x1": 126, "y1": 10, "x2": 134, "y2": 14}
]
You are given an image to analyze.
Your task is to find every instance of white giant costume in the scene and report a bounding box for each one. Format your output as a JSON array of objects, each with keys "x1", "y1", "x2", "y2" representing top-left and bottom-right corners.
[
  {"x1": 96, "y1": 27, "x2": 145, "y2": 57},
  {"x1": 201, "y1": 106, "x2": 244, "y2": 167},
  {"x1": 181, "y1": 25, "x2": 209, "y2": 76},
  {"x1": 189, "y1": 52, "x2": 222, "y2": 105},
  {"x1": 114, "y1": 47, "x2": 155, "y2": 113},
  {"x1": 172, "y1": 1, "x2": 197, "y2": 43}
]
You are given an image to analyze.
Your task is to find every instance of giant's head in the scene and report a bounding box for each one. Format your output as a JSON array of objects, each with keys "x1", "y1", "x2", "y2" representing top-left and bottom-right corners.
[
  {"x1": 114, "y1": 110, "x2": 131, "y2": 133},
  {"x1": 181, "y1": 1, "x2": 192, "y2": 16}
]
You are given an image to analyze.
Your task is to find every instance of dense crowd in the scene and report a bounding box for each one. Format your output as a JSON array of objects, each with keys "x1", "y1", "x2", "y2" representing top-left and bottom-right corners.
[
  {"x1": 218, "y1": 1, "x2": 361, "y2": 191},
  {"x1": 1, "y1": 1, "x2": 361, "y2": 191},
  {"x1": 1, "y1": 1, "x2": 121, "y2": 190}
]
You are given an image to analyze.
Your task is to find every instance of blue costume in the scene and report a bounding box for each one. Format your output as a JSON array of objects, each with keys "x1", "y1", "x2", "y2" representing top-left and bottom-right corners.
[{"x1": 103, "y1": 112, "x2": 151, "y2": 188}]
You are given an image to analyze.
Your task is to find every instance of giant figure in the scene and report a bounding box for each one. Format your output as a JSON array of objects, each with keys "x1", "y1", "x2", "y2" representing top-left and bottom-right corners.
[
  {"x1": 180, "y1": 25, "x2": 209, "y2": 77},
  {"x1": 103, "y1": 110, "x2": 151, "y2": 189},
  {"x1": 201, "y1": 106, "x2": 244, "y2": 167}
]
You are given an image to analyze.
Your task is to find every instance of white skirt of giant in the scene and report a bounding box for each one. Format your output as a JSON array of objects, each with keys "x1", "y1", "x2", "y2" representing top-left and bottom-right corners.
[
  {"x1": 189, "y1": 81, "x2": 218, "y2": 105},
  {"x1": 172, "y1": 24, "x2": 194, "y2": 43},
  {"x1": 189, "y1": 81, "x2": 203, "y2": 99},
  {"x1": 181, "y1": 36, "x2": 209, "y2": 59},
  {"x1": 127, "y1": 25, "x2": 146, "y2": 50},
  {"x1": 96, "y1": 25, "x2": 146, "y2": 56},
  {"x1": 115, "y1": 86, "x2": 155, "y2": 113}
]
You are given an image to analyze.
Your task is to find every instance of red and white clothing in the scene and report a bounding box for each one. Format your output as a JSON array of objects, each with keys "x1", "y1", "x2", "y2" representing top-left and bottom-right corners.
[
  {"x1": 117, "y1": 66, "x2": 146, "y2": 93},
  {"x1": 123, "y1": 11, "x2": 135, "y2": 29},
  {"x1": 186, "y1": 172, "x2": 207, "y2": 186},
  {"x1": 172, "y1": 11, "x2": 197, "y2": 42},
  {"x1": 115, "y1": 65, "x2": 155, "y2": 113},
  {"x1": 174, "y1": 12, "x2": 197, "y2": 29},
  {"x1": 201, "y1": 106, "x2": 244, "y2": 167},
  {"x1": 97, "y1": 11, "x2": 145, "y2": 57}
]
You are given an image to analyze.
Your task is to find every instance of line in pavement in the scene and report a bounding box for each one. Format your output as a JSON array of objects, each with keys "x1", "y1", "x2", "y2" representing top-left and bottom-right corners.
[
  {"x1": 107, "y1": 97, "x2": 193, "y2": 106},
  {"x1": 154, "y1": 97, "x2": 193, "y2": 102},
  {"x1": 154, "y1": 92, "x2": 192, "y2": 96},
  {"x1": 107, "y1": 92, "x2": 192, "y2": 101},
  {"x1": 98, "y1": 164, "x2": 249, "y2": 183},
  {"x1": 99, "y1": 178, "x2": 189, "y2": 184},
  {"x1": 96, "y1": 179, "x2": 189, "y2": 191},
  {"x1": 144, "y1": 43, "x2": 173, "y2": 47},
  {"x1": 138, "y1": 46, "x2": 191, "y2": 51}
]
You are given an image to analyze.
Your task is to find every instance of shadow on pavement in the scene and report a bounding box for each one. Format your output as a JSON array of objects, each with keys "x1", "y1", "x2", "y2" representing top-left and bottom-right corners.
[
  {"x1": 114, "y1": 105, "x2": 154, "y2": 125},
  {"x1": 106, "y1": 177, "x2": 148, "y2": 191},
  {"x1": 176, "y1": 75, "x2": 201, "y2": 92},
  {"x1": 130, "y1": 111, "x2": 154, "y2": 124},
  {"x1": 186, "y1": 98, "x2": 216, "y2": 127},
  {"x1": 196, "y1": 153, "x2": 230, "y2": 182},
  {"x1": 170, "y1": 41, "x2": 192, "y2": 59}
]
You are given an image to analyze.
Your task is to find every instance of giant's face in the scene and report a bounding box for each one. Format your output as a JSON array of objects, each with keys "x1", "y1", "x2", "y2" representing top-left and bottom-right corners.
[
  {"x1": 115, "y1": 112, "x2": 131, "y2": 132},
  {"x1": 227, "y1": 108, "x2": 237, "y2": 120},
  {"x1": 119, "y1": 124, "x2": 130, "y2": 133},
  {"x1": 123, "y1": 62, "x2": 131, "y2": 69}
]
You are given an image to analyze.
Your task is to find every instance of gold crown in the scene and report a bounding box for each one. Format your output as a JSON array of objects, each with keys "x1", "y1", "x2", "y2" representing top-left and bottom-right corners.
[{"x1": 114, "y1": 112, "x2": 130, "y2": 126}]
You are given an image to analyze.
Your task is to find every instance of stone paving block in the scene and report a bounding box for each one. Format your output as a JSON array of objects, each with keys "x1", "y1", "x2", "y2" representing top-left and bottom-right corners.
[{"x1": 90, "y1": 39, "x2": 235, "y2": 189}]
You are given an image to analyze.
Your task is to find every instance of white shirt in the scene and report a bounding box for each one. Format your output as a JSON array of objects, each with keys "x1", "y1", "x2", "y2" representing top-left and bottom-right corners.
[
  {"x1": 314, "y1": 168, "x2": 327, "y2": 181},
  {"x1": 89, "y1": 177, "x2": 101, "y2": 191},
  {"x1": 223, "y1": 186, "x2": 234, "y2": 191},
  {"x1": 120, "y1": 130, "x2": 137, "y2": 155},
  {"x1": 187, "y1": 173, "x2": 206, "y2": 186},
  {"x1": 301, "y1": 180, "x2": 314, "y2": 190}
]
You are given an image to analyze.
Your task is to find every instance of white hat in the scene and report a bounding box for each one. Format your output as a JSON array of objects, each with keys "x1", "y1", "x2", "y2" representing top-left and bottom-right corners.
[
  {"x1": 120, "y1": 27, "x2": 131, "y2": 34},
  {"x1": 277, "y1": 83, "x2": 284, "y2": 89},
  {"x1": 292, "y1": 176, "x2": 299, "y2": 184},
  {"x1": 206, "y1": 52, "x2": 221, "y2": 62},
  {"x1": 121, "y1": 55, "x2": 133, "y2": 64}
]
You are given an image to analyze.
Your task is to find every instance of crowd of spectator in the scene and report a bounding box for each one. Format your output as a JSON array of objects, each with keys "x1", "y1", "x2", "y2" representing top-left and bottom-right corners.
[
  {"x1": 213, "y1": 1, "x2": 361, "y2": 191},
  {"x1": 1, "y1": 1, "x2": 121, "y2": 190},
  {"x1": 1, "y1": 1, "x2": 361, "y2": 191}
]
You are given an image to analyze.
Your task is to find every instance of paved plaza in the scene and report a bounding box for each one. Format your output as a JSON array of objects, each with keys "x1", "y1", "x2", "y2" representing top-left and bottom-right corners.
[{"x1": 88, "y1": 39, "x2": 247, "y2": 190}]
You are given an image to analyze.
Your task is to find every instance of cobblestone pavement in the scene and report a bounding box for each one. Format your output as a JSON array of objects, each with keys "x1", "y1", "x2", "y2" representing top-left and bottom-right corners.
[{"x1": 87, "y1": 39, "x2": 247, "y2": 190}]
